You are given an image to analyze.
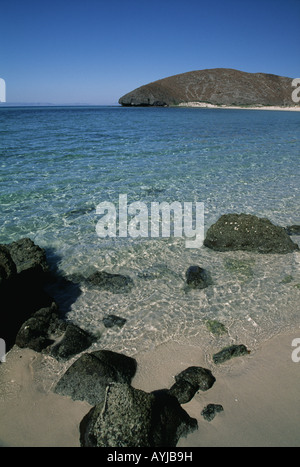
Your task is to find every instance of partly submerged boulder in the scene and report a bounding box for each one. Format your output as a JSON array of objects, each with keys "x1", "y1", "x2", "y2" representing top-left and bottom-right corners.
[
  {"x1": 50, "y1": 324, "x2": 96, "y2": 361},
  {"x1": 80, "y1": 383, "x2": 198, "y2": 447},
  {"x1": 0, "y1": 245, "x2": 17, "y2": 288},
  {"x1": 213, "y1": 344, "x2": 250, "y2": 364},
  {"x1": 204, "y1": 214, "x2": 299, "y2": 254},
  {"x1": 7, "y1": 237, "x2": 49, "y2": 279},
  {"x1": 15, "y1": 302, "x2": 65, "y2": 352},
  {"x1": 1, "y1": 238, "x2": 54, "y2": 351}
]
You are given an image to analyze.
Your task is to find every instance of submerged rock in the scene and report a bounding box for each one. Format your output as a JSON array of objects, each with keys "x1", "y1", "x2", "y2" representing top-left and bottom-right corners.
[
  {"x1": 204, "y1": 214, "x2": 299, "y2": 254},
  {"x1": 185, "y1": 266, "x2": 212, "y2": 289},
  {"x1": 223, "y1": 258, "x2": 255, "y2": 281},
  {"x1": 213, "y1": 344, "x2": 249, "y2": 364},
  {"x1": 206, "y1": 320, "x2": 228, "y2": 336},
  {"x1": 286, "y1": 225, "x2": 300, "y2": 236},
  {"x1": 87, "y1": 271, "x2": 134, "y2": 293},
  {"x1": 102, "y1": 314, "x2": 127, "y2": 329},
  {"x1": 80, "y1": 383, "x2": 198, "y2": 447},
  {"x1": 201, "y1": 404, "x2": 224, "y2": 422},
  {"x1": 54, "y1": 350, "x2": 137, "y2": 405}
]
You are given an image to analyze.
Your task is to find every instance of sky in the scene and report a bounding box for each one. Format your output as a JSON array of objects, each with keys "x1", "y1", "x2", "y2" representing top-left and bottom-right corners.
[{"x1": 0, "y1": 0, "x2": 299, "y2": 105}]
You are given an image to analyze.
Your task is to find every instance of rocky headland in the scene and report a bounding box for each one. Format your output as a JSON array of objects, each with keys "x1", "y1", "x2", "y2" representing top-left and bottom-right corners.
[{"x1": 119, "y1": 68, "x2": 300, "y2": 108}]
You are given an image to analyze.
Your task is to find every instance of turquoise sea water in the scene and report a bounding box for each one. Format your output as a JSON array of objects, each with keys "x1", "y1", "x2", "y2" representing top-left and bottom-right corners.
[{"x1": 0, "y1": 106, "x2": 300, "y2": 355}]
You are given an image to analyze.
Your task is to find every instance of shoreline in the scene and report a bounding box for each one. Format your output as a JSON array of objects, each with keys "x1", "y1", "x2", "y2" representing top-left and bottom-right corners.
[
  {"x1": 0, "y1": 328, "x2": 299, "y2": 447},
  {"x1": 177, "y1": 102, "x2": 300, "y2": 111}
]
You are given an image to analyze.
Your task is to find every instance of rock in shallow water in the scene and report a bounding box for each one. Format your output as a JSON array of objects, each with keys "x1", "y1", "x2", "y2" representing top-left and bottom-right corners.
[
  {"x1": 286, "y1": 225, "x2": 300, "y2": 236},
  {"x1": 204, "y1": 214, "x2": 299, "y2": 254},
  {"x1": 15, "y1": 302, "x2": 65, "y2": 352},
  {"x1": 102, "y1": 314, "x2": 127, "y2": 329},
  {"x1": 50, "y1": 324, "x2": 96, "y2": 360},
  {"x1": 86, "y1": 271, "x2": 134, "y2": 293},
  {"x1": 185, "y1": 266, "x2": 212, "y2": 289},
  {"x1": 213, "y1": 344, "x2": 250, "y2": 364}
]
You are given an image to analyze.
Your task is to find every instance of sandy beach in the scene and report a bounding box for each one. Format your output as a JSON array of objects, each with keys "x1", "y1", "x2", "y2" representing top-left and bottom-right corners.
[
  {"x1": 178, "y1": 102, "x2": 300, "y2": 111},
  {"x1": 0, "y1": 329, "x2": 299, "y2": 447}
]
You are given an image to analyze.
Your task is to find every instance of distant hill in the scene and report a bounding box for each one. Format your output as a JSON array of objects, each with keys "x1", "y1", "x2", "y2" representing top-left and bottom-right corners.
[{"x1": 119, "y1": 68, "x2": 298, "y2": 107}]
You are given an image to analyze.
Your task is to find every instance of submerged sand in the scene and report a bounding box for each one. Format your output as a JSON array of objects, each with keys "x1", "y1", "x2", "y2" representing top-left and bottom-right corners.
[{"x1": 0, "y1": 329, "x2": 299, "y2": 447}]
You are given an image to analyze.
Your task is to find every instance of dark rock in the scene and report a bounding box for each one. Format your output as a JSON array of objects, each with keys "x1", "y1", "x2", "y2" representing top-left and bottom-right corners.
[
  {"x1": 91, "y1": 350, "x2": 137, "y2": 383},
  {"x1": 213, "y1": 344, "x2": 250, "y2": 364},
  {"x1": 204, "y1": 214, "x2": 299, "y2": 254},
  {"x1": 87, "y1": 271, "x2": 134, "y2": 293},
  {"x1": 80, "y1": 383, "x2": 198, "y2": 447},
  {"x1": 286, "y1": 225, "x2": 300, "y2": 236},
  {"x1": 175, "y1": 366, "x2": 216, "y2": 392},
  {"x1": 168, "y1": 379, "x2": 198, "y2": 404},
  {"x1": 102, "y1": 314, "x2": 127, "y2": 329},
  {"x1": 0, "y1": 245, "x2": 17, "y2": 287},
  {"x1": 1, "y1": 238, "x2": 55, "y2": 351},
  {"x1": 7, "y1": 237, "x2": 49, "y2": 280},
  {"x1": 150, "y1": 389, "x2": 198, "y2": 447},
  {"x1": 119, "y1": 68, "x2": 298, "y2": 107},
  {"x1": 54, "y1": 350, "x2": 137, "y2": 405},
  {"x1": 50, "y1": 323, "x2": 96, "y2": 361},
  {"x1": 185, "y1": 266, "x2": 212, "y2": 289},
  {"x1": 15, "y1": 302, "x2": 65, "y2": 352},
  {"x1": 201, "y1": 404, "x2": 224, "y2": 422}
]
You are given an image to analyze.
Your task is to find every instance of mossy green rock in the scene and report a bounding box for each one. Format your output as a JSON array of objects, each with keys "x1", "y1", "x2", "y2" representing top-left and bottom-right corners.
[
  {"x1": 206, "y1": 320, "x2": 228, "y2": 336},
  {"x1": 224, "y1": 258, "x2": 255, "y2": 280}
]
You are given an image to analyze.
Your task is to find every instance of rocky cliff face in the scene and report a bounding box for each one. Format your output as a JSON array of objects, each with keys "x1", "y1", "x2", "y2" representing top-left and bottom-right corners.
[{"x1": 119, "y1": 68, "x2": 298, "y2": 107}]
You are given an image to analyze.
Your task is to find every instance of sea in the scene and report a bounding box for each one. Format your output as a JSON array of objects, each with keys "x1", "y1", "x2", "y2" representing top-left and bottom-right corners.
[{"x1": 0, "y1": 105, "x2": 299, "y2": 357}]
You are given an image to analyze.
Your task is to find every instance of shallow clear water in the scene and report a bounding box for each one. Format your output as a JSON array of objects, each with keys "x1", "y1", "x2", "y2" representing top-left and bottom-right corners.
[{"x1": 1, "y1": 106, "x2": 299, "y2": 355}]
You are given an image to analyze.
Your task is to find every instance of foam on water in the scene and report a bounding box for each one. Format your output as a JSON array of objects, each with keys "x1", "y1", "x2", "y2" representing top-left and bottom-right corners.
[{"x1": 0, "y1": 106, "x2": 299, "y2": 356}]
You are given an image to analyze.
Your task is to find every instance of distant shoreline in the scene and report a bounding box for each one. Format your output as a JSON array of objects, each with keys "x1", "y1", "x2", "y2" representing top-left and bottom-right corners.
[{"x1": 177, "y1": 102, "x2": 300, "y2": 111}]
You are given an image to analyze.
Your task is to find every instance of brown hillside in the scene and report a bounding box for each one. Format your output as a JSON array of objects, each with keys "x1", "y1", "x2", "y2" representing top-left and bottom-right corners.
[{"x1": 119, "y1": 68, "x2": 298, "y2": 107}]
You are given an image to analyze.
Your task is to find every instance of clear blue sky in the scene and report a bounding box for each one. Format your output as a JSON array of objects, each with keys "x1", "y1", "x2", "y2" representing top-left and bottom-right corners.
[{"x1": 1, "y1": 0, "x2": 299, "y2": 105}]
